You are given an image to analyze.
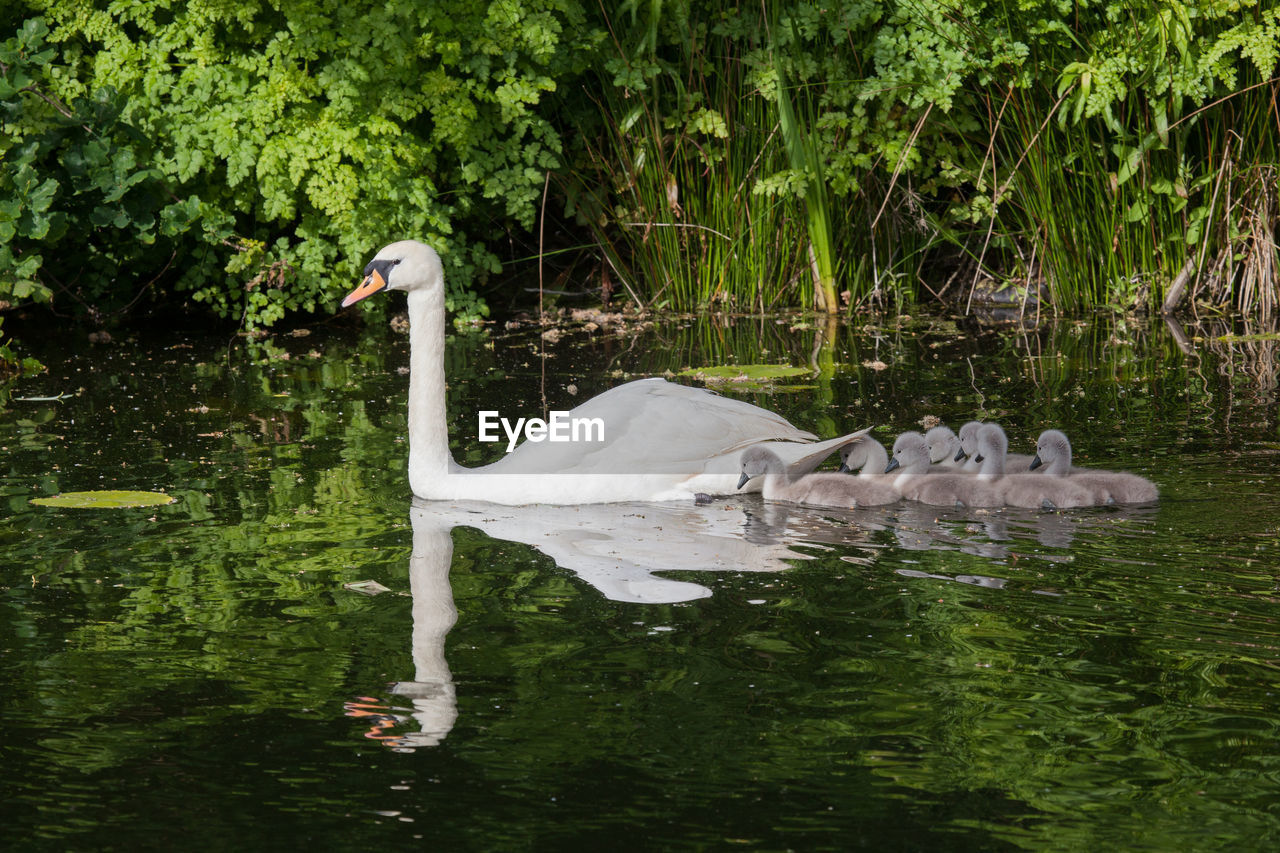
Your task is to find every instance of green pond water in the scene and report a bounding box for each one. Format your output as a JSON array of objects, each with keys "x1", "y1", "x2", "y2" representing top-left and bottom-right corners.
[{"x1": 2, "y1": 309, "x2": 1279, "y2": 850}]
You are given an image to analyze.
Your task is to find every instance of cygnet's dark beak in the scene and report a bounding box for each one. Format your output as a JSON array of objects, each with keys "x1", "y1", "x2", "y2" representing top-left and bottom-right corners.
[
  {"x1": 837, "y1": 463, "x2": 850, "y2": 474},
  {"x1": 1029, "y1": 454, "x2": 1043, "y2": 470},
  {"x1": 954, "y1": 447, "x2": 967, "y2": 462},
  {"x1": 884, "y1": 458, "x2": 900, "y2": 473},
  {"x1": 974, "y1": 453, "x2": 985, "y2": 463},
  {"x1": 736, "y1": 472, "x2": 752, "y2": 490}
]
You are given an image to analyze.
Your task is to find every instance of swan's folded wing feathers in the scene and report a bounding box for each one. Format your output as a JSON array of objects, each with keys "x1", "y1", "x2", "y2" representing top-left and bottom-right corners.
[{"x1": 485, "y1": 379, "x2": 822, "y2": 476}]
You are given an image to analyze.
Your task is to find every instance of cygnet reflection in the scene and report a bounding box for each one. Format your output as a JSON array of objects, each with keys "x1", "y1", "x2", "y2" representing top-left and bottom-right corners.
[{"x1": 345, "y1": 495, "x2": 1160, "y2": 749}]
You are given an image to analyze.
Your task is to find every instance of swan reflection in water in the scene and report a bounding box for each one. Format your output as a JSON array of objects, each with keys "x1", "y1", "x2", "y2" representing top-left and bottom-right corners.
[{"x1": 346, "y1": 496, "x2": 1158, "y2": 750}]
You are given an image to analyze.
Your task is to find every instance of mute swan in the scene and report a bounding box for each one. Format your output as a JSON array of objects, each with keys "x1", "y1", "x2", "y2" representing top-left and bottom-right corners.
[
  {"x1": 342, "y1": 240, "x2": 870, "y2": 504},
  {"x1": 1029, "y1": 430, "x2": 1158, "y2": 504},
  {"x1": 955, "y1": 420, "x2": 1035, "y2": 472},
  {"x1": 738, "y1": 447, "x2": 900, "y2": 508},
  {"x1": 975, "y1": 424, "x2": 1093, "y2": 509},
  {"x1": 924, "y1": 425, "x2": 965, "y2": 469},
  {"x1": 891, "y1": 431, "x2": 1004, "y2": 507},
  {"x1": 837, "y1": 436, "x2": 891, "y2": 477}
]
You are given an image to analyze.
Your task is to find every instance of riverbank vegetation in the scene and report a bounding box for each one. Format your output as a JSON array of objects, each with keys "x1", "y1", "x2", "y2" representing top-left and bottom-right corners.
[{"x1": 2, "y1": 0, "x2": 1278, "y2": 331}]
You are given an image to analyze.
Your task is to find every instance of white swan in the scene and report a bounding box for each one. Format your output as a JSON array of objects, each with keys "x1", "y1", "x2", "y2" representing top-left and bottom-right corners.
[{"x1": 342, "y1": 240, "x2": 870, "y2": 504}]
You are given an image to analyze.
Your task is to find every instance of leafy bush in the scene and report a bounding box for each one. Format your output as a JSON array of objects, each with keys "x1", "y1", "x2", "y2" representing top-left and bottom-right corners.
[
  {"x1": 571, "y1": 0, "x2": 1280, "y2": 313},
  {"x1": 5, "y1": 0, "x2": 596, "y2": 326},
  {"x1": 2, "y1": 0, "x2": 1277, "y2": 324},
  {"x1": 0, "y1": 17, "x2": 201, "y2": 318}
]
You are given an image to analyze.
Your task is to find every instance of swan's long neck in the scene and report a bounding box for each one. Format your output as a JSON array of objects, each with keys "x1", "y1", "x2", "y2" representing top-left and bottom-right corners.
[{"x1": 407, "y1": 288, "x2": 455, "y2": 482}]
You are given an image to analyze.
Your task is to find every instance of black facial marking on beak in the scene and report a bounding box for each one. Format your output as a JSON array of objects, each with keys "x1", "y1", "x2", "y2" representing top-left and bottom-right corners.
[
  {"x1": 363, "y1": 257, "x2": 401, "y2": 283},
  {"x1": 954, "y1": 447, "x2": 967, "y2": 461}
]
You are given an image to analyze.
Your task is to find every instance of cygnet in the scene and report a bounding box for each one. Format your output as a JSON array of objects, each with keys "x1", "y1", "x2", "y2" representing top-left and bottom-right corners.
[
  {"x1": 739, "y1": 446, "x2": 900, "y2": 508},
  {"x1": 1029, "y1": 429, "x2": 1159, "y2": 504}
]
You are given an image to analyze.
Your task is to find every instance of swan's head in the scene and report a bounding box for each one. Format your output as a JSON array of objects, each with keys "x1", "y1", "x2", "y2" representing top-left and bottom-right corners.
[
  {"x1": 924, "y1": 425, "x2": 958, "y2": 464},
  {"x1": 342, "y1": 240, "x2": 444, "y2": 307},
  {"x1": 955, "y1": 420, "x2": 985, "y2": 462},
  {"x1": 1030, "y1": 429, "x2": 1071, "y2": 471},
  {"x1": 885, "y1": 431, "x2": 930, "y2": 474},
  {"x1": 738, "y1": 446, "x2": 782, "y2": 490},
  {"x1": 972, "y1": 423, "x2": 1008, "y2": 471},
  {"x1": 839, "y1": 436, "x2": 883, "y2": 474}
]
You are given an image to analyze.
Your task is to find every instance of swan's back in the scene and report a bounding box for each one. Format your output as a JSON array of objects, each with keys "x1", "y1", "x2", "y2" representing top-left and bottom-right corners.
[
  {"x1": 774, "y1": 472, "x2": 900, "y2": 508},
  {"x1": 489, "y1": 379, "x2": 817, "y2": 476}
]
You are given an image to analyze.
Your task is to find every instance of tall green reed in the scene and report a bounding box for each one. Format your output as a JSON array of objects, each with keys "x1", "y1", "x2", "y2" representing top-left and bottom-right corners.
[
  {"x1": 570, "y1": 5, "x2": 829, "y2": 313},
  {"x1": 771, "y1": 23, "x2": 839, "y2": 313}
]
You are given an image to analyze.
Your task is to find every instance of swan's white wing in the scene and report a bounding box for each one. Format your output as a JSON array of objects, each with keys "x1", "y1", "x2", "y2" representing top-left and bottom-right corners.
[{"x1": 479, "y1": 379, "x2": 821, "y2": 476}]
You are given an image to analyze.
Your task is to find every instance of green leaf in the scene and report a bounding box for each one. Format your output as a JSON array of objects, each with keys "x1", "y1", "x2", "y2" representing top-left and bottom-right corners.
[{"x1": 31, "y1": 491, "x2": 177, "y2": 509}]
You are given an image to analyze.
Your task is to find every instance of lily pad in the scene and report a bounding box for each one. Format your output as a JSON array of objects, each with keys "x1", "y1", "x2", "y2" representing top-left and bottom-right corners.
[
  {"x1": 31, "y1": 490, "x2": 176, "y2": 509},
  {"x1": 678, "y1": 364, "x2": 810, "y2": 383}
]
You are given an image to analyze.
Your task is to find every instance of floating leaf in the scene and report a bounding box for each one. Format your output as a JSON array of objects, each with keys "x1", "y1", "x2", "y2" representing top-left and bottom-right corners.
[
  {"x1": 343, "y1": 580, "x2": 393, "y2": 596},
  {"x1": 31, "y1": 490, "x2": 176, "y2": 508},
  {"x1": 678, "y1": 364, "x2": 810, "y2": 383},
  {"x1": 1216, "y1": 333, "x2": 1280, "y2": 344}
]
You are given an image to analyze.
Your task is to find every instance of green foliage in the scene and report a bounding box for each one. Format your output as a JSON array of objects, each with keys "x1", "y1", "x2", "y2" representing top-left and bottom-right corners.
[
  {"x1": 0, "y1": 17, "x2": 202, "y2": 316},
  {"x1": 565, "y1": 13, "x2": 817, "y2": 313},
  {"x1": 572, "y1": 0, "x2": 1280, "y2": 314},
  {"x1": 5, "y1": 0, "x2": 596, "y2": 326},
  {"x1": 3, "y1": 0, "x2": 1279, "y2": 323}
]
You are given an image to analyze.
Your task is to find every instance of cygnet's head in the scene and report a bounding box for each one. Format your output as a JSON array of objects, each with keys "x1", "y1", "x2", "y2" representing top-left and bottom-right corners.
[
  {"x1": 738, "y1": 446, "x2": 783, "y2": 489},
  {"x1": 955, "y1": 420, "x2": 985, "y2": 462},
  {"x1": 839, "y1": 438, "x2": 871, "y2": 473},
  {"x1": 973, "y1": 422, "x2": 1009, "y2": 463},
  {"x1": 924, "y1": 425, "x2": 959, "y2": 464},
  {"x1": 1030, "y1": 429, "x2": 1072, "y2": 472},
  {"x1": 885, "y1": 432, "x2": 931, "y2": 474},
  {"x1": 343, "y1": 240, "x2": 444, "y2": 307}
]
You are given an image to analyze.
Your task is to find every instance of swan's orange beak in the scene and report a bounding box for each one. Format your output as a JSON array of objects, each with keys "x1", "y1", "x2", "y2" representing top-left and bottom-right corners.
[{"x1": 341, "y1": 269, "x2": 387, "y2": 308}]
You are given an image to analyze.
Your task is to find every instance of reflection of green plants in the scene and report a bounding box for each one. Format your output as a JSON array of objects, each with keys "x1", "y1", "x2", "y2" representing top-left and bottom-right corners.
[
  {"x1": 0, "y1": 317, "x2": 44, "y2": 406},
  {"x1": 5, "y1": 315, "x2": 1280, "y2": 849}
]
